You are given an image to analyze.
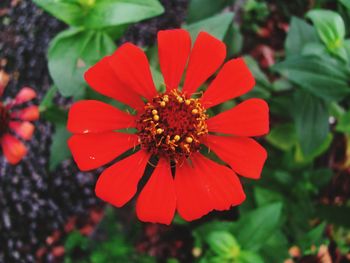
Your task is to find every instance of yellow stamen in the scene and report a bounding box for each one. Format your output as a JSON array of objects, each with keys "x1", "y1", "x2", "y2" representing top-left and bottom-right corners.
[
  {"x1": 192, "y1": 109, "x2": 199, "y2": 115},
  {"x1": 186, "y1": 137, "x2": 193, "y2": 143},
  {"x1": 153, "y1": 115, "x2": 160, "y2": 121},
  {"x1": 152, "y1": 109, "x2": 158, "y2": 115},
  {"x1": 174, "y1": 135, "x2": 180, "y2": 141},
  {"x1": 142, "y1": 118, "x2": 152, "y2": 122},
  {"x1": 185, "y1": 100, "x2": 191, "y2": 105},
  {"x1": 160, "y1": 101, "x2": 166, "y2": 107},
  {"x1": 156, "y1": 128, "x2": 163, "y2": 134},
  {"x1": 183, "y1": 143, "x2": 190, "y2": 152}
]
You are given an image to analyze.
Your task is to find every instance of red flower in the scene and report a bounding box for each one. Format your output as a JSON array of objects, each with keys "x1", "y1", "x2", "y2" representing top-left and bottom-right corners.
[
  {"x1": 0, "y1": 74, "x2": 39, "y2": 165},
  {"x1": 67, "y1": 29, "x2": 269, "y2": 225}
]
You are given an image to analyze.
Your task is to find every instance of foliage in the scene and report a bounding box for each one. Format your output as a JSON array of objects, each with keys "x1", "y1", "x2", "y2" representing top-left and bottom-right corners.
[
  {"x1": 64, "y1": 208, "x2": 155, "y2": 263},
  {"x1": 33, "y1": 0, "x2": 164, "y2": 98}
]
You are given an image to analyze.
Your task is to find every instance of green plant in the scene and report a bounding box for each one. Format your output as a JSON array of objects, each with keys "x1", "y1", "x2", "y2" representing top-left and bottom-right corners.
[
  {"x1": 33, "y1": 0, "x2": 164, "y2": 98},
  {"x1": 64, "y1": 208, "x2": 155, "y2": 263}
]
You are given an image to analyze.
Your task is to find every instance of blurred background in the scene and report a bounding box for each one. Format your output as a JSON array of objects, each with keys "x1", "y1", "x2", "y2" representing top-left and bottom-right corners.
[{"x1": 0, "y1": 0, "x2": 350, "y2": 262}]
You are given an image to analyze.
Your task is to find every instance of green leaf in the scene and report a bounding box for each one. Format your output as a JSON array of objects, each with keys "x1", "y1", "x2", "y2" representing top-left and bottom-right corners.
[
  {"x1": 41, "y1": 106, "x2": 68, "y2": 125},
  {"x1": 65, "y1": 231, "x2": 89, "y2": 252},
  {"x1": 285, "y1": 17, "x2": 319, "y2": 56},
  {"x1": 39, "y1": 86, "x2": 58, "y2": 112},
  {"x1": 273, "y1": 55, "x2": 350, "y2": 101},
  {"x1": 294, "y1": 133, "x2": 333, "y2": 163},
  {"x1": 41, "y1": 98, "x2": 71, "y2": 171},
  {"x1": 186, "y1": 0, "x2": 230, "y2": 23},
  {"x1": 260, "y1": 231, "x2": 289, "y2": 263},
  {"x1": 336, "y1": 110, "x2": 350, "y2": 134},
  {"x1": 316, "y1": 205, "x2": 350, "y2": 228},
  {"x1": 193, "y1": 221, "x2": 236, "y2": 246},
  {"x1": 242, "y1": 56, "x2": 271, "y2": 99},
  {"x1": 82, "y1": 0, "x2": 164, "y2": 29},
  {"x1": 225, "y1": 23, "x2": 243, "y2": 57},
  {"x1": 266, "y1": 123, "x2": 297, "y2": 151},
  {"x1": 309, "y1": 169, "x2": 333, "y2": 189},
  {"x1": 254, "y1": 187, "x2": 284, "y2": 207},
  {"x1": 150, "y1": 67, "x2": 165, "y2": 92},
  {"x1": 236, "y1": 203, "x2": 283, "y2": 251},
  {"x1": 272, "y1": 79, "x2": 293, "y2": 92},
  {"x1": 48, "y1": 29, "x2": 116, "y2": 97},
  {"x1": 206, "y1": 231, "x2": 240, "y2": 257},
  {"x1": 340, "y1": 0, "x2": 350, "y2": 9},
  {"x1": 183, "y1": 12, "x2": 234, "y2": 41},
  {"x1": 200, "y1": 256, "x2": 228, "y2": 263},
  {"x1": 301, "y1": 42, "x2": 327, "y2": 57},
  {"x1": 33, "y1": 0, "x2": 164, "y2": 29},
  {"x1": 306, "y1": 10, "x2": 345, "y2": 50},
  {"x1": 33, "y1": 0, "x2": 83, "y2": 26},
  {"x1": 50, "y1": 126, "x2": 71, "y2": 171},
  {"x1": 298, "y1": 222, "x2": 327, "y2": 250},
  {"x1": 237, "y1": 251, "x2": 264, "y2": 263},
  {"x1": 293, "y1": 91, "x2": 329, "y2": 156},
  {"x1": 244, "y1": 56, "x2": 271, "y2": 89},
  {"x1": 344, "y1": 39, "x2": 350, "y2": 60}
]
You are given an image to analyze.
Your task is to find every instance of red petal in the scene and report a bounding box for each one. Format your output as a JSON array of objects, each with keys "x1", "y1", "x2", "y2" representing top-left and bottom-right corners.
[
  {"x1": 9, "y1": 121, "x2": 35, "y2": 140},
  {"x1": 182, "y1": 32, "x2": 226, "y2": 96},
  {"x1": 68, "y1": 132, "x2": 139, "y2": 171},
  {"x1": 85, "y1": 56, "x2": 144, "y2": 110},
  {"x1": 207, "y1": 98, "x2": 269, "y2": 136},
  {"x1": 67, "y1": 100, "x2": 136, "y2": 134},
  {"x1": 1, "y1": 134, "x2": 27, "y2": 164},
  {"x1": 14, "y1": 87, "x2": 37, "y2": 105},
  {"x1": 136, "y1": 158, "x2": 176, "y2": 225},
  {"x1": 191, "y1": 154, "x2": 246, "y2": 209},
  {"x1": 175, "y1": 159, "x2": 212, "y2": 221},
  {"x1": 95, "y1": 150, "x2": 149, "y2": 207},
  {"x1": 109, "y1": 43, "x2": 157, "y2": 101},
  {"x1": 175, "y1": 154, "x2": 245, "y2": 221},
  {"x1": 201, "y1": 58, "x2": 255, "y2": 108},
  {"x1": 205, "y1": 135, "x2": 267, "y2": 179},
  {"x1": 11, "y1": 106, "x2": 39, "y2": 121},
  {"x1": 158, "y1": 29, "x2": 191, "y2": 91}
]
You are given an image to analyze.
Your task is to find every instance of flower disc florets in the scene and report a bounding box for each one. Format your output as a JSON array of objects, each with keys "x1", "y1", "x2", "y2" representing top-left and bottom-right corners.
[
  {"x1": 0, "y1": 103, "x2": 10, "y2": 136},
  {"x1": 137, "y1": 89, "x2": 208, "y2": 161}
]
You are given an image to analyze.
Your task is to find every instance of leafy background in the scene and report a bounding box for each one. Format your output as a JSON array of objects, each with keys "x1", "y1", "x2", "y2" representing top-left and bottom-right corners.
[{"x1": 0, "y1": 0, "x2": 350, "y2": 262}]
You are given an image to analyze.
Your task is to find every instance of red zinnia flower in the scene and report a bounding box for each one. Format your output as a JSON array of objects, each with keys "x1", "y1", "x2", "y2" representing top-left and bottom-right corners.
[
  {"x1": 0, "y1": 71, "x2": 39, "y2": 165},
  {"x1": 67, "y1": 29, "x2": 269, "y2": 225}
]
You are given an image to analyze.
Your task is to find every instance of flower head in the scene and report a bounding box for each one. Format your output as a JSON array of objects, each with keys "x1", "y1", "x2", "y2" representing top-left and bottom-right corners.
[
  {"x1": 67, "y1": 29, "x2": 269, "y2": 224},
  {"x1": 0, "y1": 71, "x2": 39, "y2": 165}
]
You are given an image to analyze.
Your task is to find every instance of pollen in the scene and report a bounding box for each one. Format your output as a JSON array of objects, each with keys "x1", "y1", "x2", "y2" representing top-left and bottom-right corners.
[
  {"x1": 185, "y1": 137, "x2": 193, "y2": 143},
  {"x1": 136, "y1": 89, "x2": 208, "y2": 161},
  {"x1": 191, "y1": 109, "x2": 199, "y2": 115}
]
